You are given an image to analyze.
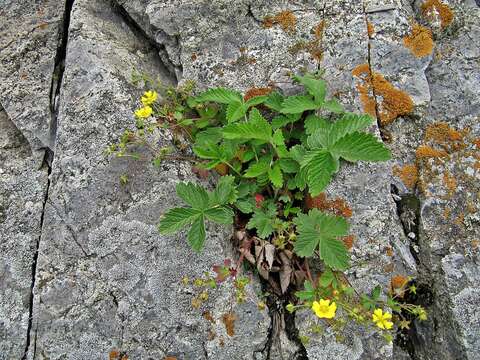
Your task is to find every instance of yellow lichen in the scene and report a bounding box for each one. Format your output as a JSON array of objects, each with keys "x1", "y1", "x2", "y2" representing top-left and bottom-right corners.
[
  {"x1": 393, "y1": 164, "x2": 419, "y2": 189},
  {"x1": 352, "y1": 64, "x2": 414, "y2": 125},
  {"x1": 403, "y1": 23, "x2": 434, "y2": 57},
  {"x1": 422, "y1": 0, "x2": 454, "y2": 28}
]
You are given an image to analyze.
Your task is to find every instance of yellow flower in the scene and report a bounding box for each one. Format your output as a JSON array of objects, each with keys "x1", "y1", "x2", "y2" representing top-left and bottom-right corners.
[
  {"x1": 141, "y1": 90, "x2": 158, "y2": 105},
  {"x1": 312, "y1": 299, "x2": 337, "y2": 319},
  {"x1": 372, "y1": 308, "x2": 393, "y2": 329},
  {"x1": 135, "y1": 106, "x2": 153, "y2": 118}
]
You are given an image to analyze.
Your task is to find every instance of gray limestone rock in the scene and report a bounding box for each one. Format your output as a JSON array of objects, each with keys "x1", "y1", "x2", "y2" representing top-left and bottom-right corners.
[
  {"x1": 0, "y1": 107, "x2": 48, "y2": 358},
  {"x1": 28, "y1": 0, "x2": 269, "y2": 359},
  {"x1": 0, "y1": 0, "x2": 67, "y2": 160}
]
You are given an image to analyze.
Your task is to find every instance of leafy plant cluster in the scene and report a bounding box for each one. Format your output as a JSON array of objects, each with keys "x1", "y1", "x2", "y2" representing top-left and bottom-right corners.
[{"x1": 110, "y1": 71, "x2": 426, "y2": 344}]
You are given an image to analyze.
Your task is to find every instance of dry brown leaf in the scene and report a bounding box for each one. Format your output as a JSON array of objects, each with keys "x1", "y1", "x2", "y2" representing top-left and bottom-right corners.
[{"x1": 279, "y1": 252, "x2": 293, "y2": 293}]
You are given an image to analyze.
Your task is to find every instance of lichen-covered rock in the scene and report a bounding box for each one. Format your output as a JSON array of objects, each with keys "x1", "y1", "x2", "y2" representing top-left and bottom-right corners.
[
  {"x1": 28, "y1": 1, "x2": 269, "y2": 359},
  {"x1": 0, "y1": 107, "x2": 48, "y2": 358},
  {"x1": 368, "y1": 1, "x2": 480, "y2": 359},
  {"x1": 0, "y1": 1, "x2": 66, "y2": 160}
]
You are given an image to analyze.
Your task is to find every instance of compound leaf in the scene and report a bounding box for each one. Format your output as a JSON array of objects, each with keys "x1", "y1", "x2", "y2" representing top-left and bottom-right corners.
[
  {"x1": 330, "y1": 132, "x2": 391, "y2": 162},
  {"x1": 158, "y1": 207, "x2": 201, "y2": 234},
  {"x1": 195, "y1": 88, "x2": 242, "y2": 104}
]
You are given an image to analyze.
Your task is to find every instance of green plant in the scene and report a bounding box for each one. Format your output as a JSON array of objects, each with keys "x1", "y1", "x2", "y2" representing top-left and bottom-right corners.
[{"x1": 110, "y1": 71, "x2": 426, "y2": 344}]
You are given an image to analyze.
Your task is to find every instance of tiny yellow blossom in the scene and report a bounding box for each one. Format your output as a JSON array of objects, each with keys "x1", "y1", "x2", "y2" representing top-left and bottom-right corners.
[
  {"x1": 141, "y1": 90, "x2": 158, "y2": 105},
  {"x1": 135, "y1": 106, "x2": 153, "y2": 118},
  {"x1": 312, "y1": 299, "x2": 337, "y2": 319},
  {"x1": 372, "y1": 308, "x2": 393, "y2": 329}
]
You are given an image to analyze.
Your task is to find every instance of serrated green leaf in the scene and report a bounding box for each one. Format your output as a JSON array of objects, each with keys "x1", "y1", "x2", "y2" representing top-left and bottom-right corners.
[
  {"x1": 289, "y1": 145, "x2": 307, "y2": 162},
  {"x1": 235, "y1": 198, "x2": 255, "y2": 213},
  {"x1": 204, "y1": 206, "x2": 234, "y2": 224},
  {"x1": 211, "y1": 175, "x2": 237, "y2": 205},
  {"x1": 323, "y1": 99, "x2": 343, "y2": 113},
  {"x1": 268, "y1": 163, "x2": 283, "y2": 188},
  {"x1": 158, "y1": 207, "x2": 201, "y2": 234},
  {"x1": 295, "y1": 289, "x2": 316, "y2": 301},
  {"x1": 301, "y1": 151, "x2": 337, "y2": 196},
  {"x1": 304, "y1": 115, "x2": 330, "y2": 135},
  {"x1": 293, "y1": 209, "x2": 349, "y2": 270},
  {"x1": 245, "y1": 95, "x2": 268, "y2": 108},
  {"x1": 246, "y1": 203, "x2": 277, "y2": 239},
  {"x1": 319, "y1": 268, "x2": 334, "y2": 287},
  {"x1": 330, "y1": 132, "x2": 391, "y2": 162},
  {"x1": 272, "y1": 129, "x2": 285, "y2": 146},
  {"x1": 176, "y1": 182, "x2": 210, "y2": 210},
  {"x1": 294, "y1": 74, "x2": 326, "y2": 104},
  {"x1": 319, "y1": 237, "x2": 350, "y2": 271},
  {"x1": 271, "y1": 113, "x2": 302, "y2": 130},
  {"x1": 226, "y1": 101, "x2": 246, "y2": 122},
  {"x1": 329, "y1": 113, "x2": 374, "y2": 143},
  {"x1": 278, "y1": 158, "x2": 300, "y2": 173},
  {"x1": 195, "y1": 88, "x2": 242, "y2": 104},
  {"x1": 244, "y1": 156, "x2": 272, "y2": 178},
  {"x1": 264, "y1": 91, "x2": 284, "y2": 111},
  {"x1": 195, "y1": 128, "x2": 223, "y2": 145},
  {"x1": 188, "y1": 214, "x2": 206, "y2": 252},
  {"x1": 280, "y1": 95, "x2": 319, "y2": 114},
  {"x1": 193, "y1": 143, "x2": 222, "y2": 159},
  {"x1": 223, "y1": 108, "x2": 272, "y2": 142}
]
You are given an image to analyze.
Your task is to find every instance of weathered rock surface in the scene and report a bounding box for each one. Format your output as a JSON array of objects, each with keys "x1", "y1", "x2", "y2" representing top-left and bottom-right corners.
[
  {"x1": 0, "y1": 0, "x2": 479, "y2": 359},
  {"x1": 0, "y1": 0, "x2": 67, "y2": 160},
  {"x1": 0, "y1": 107, "x2": 48, "y2": 358}
]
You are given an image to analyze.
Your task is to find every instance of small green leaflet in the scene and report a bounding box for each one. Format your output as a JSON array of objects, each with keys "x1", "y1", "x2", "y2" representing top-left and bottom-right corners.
[
  {"x1": 293, "y1": 74, "x2": 326, "y2": 104},
  {"x1": 195, "y1": 87, "x2": 242, "y2": 104},
  {"x1": 293, "y1": 209, "x2": 350, "y2": 270},
  {"x1": 223, "y1": 108, "x2": 272, "y2": 143},
  {"x1": 300, "y1": 113, "x2": 390, "y2": 195},
  {"x1": 280, "y1": 95, "x2": 319, "y2": 114},
  {"x1": 158, "y1": 180, "x2": 236, "y2": 252},
  {"x1": 246, "y1": 202, "x2": 278, "y2": 239}
]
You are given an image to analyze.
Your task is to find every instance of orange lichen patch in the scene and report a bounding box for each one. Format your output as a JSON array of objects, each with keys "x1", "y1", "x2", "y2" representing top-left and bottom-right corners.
[
  {"x1": 443, "y1": 206, "x2": 451, "y2": 220},
  {"x1": 367, "y1": 21, "x2": 375, "y2": 37},
  {"x1": 203, "y1": 311, "x2": 215, "y2": 323},
  {"x1": 342, "y1": 235, "x2": 355, "y2": 250},
  {"x1": 454, "y1": 213, "x2": 465, "y2": 226},
  {"x1": 425, "y1": 122, "x2": 463, "y2": 142},
  {"x1": 473, "y1": 138, "x2": 480, "y2": 149},
  {"x1": 415, "y1": 145, "x2": 448, "y2": 158},
  {"x1": 222, "y1": 312, "x2": 237, "y2": 337},
  {"x1": 421, "y1": 0, "x2": 454, "y2": 28},
  {"x1": 386, "y1": 246, "x2": 394, "y2": 257},
  {"x1": 263, "y1": 10, "x2": 297, "y2": 34},
  {"x1": 391, "y1": 275, "x2": 408, "y2": 289},
  {"x1": 466, "y1": 200, "x2": 476, "y2": 214},
  {"x1": 243, "y1": 87, "x2": 272, "y2": 101},
  {"x1": 352, "y1": 64, "x2": 414, "y2": 125},
  {"x1": 442, "y1": 171, "x2": 457, "y2": 197},
  {"x1": 403, "y1": 23, "x2": 434, "y2": 57},
  {"x1": 472, "y1": 240, "x2": 480, "y2": 250},
  {"x1": 393, "y1": 164, "x2": 419, "y2": 189},
  {"x1": 305, "y1": 193, "x2": 353, "y2": 218},
  {"x1": 288, "y1": 21, "x2": 325, "y2": 61},
  {"x1": 109, "y1": 351, "x2": 120, "y2": 360}
]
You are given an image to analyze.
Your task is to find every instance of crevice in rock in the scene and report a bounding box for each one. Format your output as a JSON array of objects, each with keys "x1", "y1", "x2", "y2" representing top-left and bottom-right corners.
[
  {"x1": 110, "y1": 1, "x2": 180, "y2": 85},
  {"x1": 255, "y1": 279, "x2": 308, "y2": 360},
  {"x1": 362, "y1": 4, "x2": 386, "y2": 141},
  {"x1": 22, "y1": 0, "x2": 74, "y2": 356},
  {"x1": 21, "y1": 149, "x2": 53, "y2": 360},
  {"x1": 390, "y1": 185, "x2": 421, "y2": 264},
  {"x1": 48, "y1": 0, "x2": 75, "y2": 152}
]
